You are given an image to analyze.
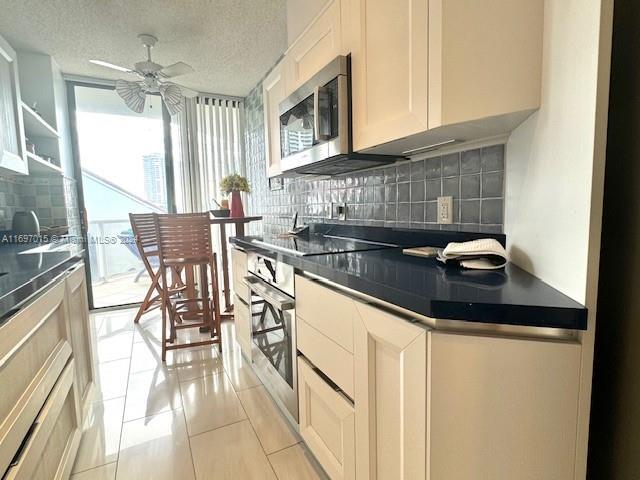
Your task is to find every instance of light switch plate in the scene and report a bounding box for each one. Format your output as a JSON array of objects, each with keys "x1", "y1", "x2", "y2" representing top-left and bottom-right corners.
[
  {"x1": 437, "y1": 196, "x2": 453, "y2": 224},
  {"x1": 336, "y1": 203, "x2": 347, "y2": 221}
]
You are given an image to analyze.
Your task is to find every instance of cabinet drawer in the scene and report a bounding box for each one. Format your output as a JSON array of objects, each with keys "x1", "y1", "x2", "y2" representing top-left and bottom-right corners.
[
  {"x1": 296, "y1": 275, "x2": 354, "y2": 353},
  {"x1": 233, "y1": 294, "x2": 252, "y2": 358},
  {"x1": 231, "y1": 248, "x2": 249, "y2": 303},
  {"x1": 298, "y1": 356, "x2": 355, "y2": 480},
  {"x1": 4, "y1": 360, "x2": 81, "y2": 480},
  {"x1": 297, "y1": 316, "x2": 354, "y2": 399},
  {"x1": 0, "y1": 280, "x2": 72, "y2": 475}
]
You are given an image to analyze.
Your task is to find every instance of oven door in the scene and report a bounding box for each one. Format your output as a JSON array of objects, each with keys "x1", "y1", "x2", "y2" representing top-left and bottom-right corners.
[
  {"x1": 279, "y1": 56, "x2": 349, "y2": 173},
  {"x1": 245, "y1": 275, "x2": 298, "y2": 422}
]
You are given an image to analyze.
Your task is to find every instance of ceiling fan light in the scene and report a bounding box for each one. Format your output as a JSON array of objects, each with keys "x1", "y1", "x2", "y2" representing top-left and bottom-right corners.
[{"x1": 115, "y1": 79, "x2": 146, "y2": 113}]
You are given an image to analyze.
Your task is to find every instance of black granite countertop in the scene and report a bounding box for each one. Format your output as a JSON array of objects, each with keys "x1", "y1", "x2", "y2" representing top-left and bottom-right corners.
[
  {"x1": 0, "y1": 241, "x2": 85, "y2": 322},
  {"x1": 231, "y1": 228, "x2": 587, "y2": 330}
]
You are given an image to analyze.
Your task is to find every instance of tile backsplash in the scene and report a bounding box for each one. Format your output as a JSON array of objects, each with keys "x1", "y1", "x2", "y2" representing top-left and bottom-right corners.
[
  {"x1": 243, "y1": 83, "x2": 505, "y2": 236},
  {"x1": 0, "y1": 174, "x2": 80, "y2": 234}
]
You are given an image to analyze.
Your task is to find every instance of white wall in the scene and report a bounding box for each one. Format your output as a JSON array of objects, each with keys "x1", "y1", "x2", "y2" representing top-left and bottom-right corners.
[
  {"x1": 505, "y1": 0, "x2": 613, "y2": 478},
  {"x1": 286, "y1": 0, "x2": 330, "y2": 46},
  {"x1": 52, "y1": 59, "x2": 74, "y2": 177}
]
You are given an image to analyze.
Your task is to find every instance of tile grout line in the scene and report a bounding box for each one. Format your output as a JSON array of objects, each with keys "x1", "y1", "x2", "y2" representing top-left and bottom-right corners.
[
  {"x1": 179, "y1": 377, "x2": 199, "y2": 479},
  {"x1": 113, "y1": 321, "x2": 137, "y2": 479},
  {"x1": 232, "y1": 369, "x2": 281, "y2": 479}
]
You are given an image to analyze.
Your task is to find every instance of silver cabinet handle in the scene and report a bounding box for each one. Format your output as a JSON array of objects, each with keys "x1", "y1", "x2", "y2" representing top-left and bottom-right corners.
[{"x1": 244, "y1": 276, "x2": 295, "y2": 311}]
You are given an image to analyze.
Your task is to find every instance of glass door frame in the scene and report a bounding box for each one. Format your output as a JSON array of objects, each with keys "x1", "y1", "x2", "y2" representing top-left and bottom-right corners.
[{"x1": 66, "y1": 79, "x2": 177, "y2": 311}]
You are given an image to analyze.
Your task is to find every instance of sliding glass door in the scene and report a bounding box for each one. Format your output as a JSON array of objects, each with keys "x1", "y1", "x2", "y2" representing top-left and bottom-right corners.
[{"x1": 70, "y1": 83, "x2": 174, "y2": 309}]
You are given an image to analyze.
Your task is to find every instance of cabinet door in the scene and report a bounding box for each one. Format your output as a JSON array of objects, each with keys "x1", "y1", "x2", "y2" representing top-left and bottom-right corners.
[
  {"x1": 286, "y1": 0, "x2": 343, "y2": 94},
  {"x1": 298, "y1": 356, "x2": 355, "y2": 480},
  {"x1": 233, "y1": 294, "x2": 252, "y2": 359},
  {"x1": 263, "y1": 61, "x2": 287, "y2": 177},
  {"x1": 353, "y1": 301, "x2": 427, "y2": 480},
  {"x1": 65, "y1": 263, "x2": 94, "y2": 413},
  {"x1": 427, "y1": 0, "x2": 543, "y2": 129},
  {"x1": 0, "y1": 33, "x2": 27, "y2": 174},
  {"x1": 350, "y1": 0, "x2": 428, "y2": 152},
  {"x1": 231, "y1": 247, "x2": 249, "y2": 304},
  {"x1": 429, "y1": 332, "x2": 581, "y2": 480}
]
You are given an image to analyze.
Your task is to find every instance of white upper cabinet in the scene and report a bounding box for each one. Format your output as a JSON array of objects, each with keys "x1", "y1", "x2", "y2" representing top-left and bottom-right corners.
[
  {"x1": 350, "y1": 0, "x2": 429, "y2": 153},
  {"x1": 285, "y1": 0, "x2": 345, "y2": 94},
  {"x1": 0, "y1": 33, "x2": 27, "y2": 175},
  {"x1": 263, "y1": 59, "x2": 287, "y2": 178},
  {"x1": 350, "y1": 0, "x2": 544, "y2": 154}
]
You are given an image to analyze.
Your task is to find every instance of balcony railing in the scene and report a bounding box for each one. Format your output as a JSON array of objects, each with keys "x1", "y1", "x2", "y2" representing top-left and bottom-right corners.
[{"x1": 87, "y1": 218, "x2": 142, "y2": 284}]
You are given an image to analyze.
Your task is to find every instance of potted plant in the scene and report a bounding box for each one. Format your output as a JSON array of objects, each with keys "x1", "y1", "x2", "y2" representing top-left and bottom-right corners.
[{"x1": 220, "y1": 174, "x2": 251, "y2": 218}]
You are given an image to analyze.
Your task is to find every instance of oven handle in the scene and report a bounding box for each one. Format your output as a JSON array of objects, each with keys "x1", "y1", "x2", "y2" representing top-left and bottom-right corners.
[
  {"x1": 313, "y1": 86, "x2": 330, "y2": 141},
  {"x1": 244, "y1": 276, "x2": 295, "y2": 311}
]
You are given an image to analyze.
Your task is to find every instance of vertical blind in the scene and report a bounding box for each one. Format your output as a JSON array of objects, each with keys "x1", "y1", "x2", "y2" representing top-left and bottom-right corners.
[{"x1": 172, "y1": 95, "x2": 246, "y2": 214}]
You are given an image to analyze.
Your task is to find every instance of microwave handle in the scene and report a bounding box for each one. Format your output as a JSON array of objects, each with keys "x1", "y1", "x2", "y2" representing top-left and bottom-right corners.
[{"x1": 313, "y1": 86, "x2": 330, "y2": 141}]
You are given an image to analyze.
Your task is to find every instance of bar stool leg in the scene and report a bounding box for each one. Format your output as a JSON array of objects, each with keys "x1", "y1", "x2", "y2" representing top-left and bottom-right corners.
[
  {"x1": 210, "y1": 258, "x2": 222, "y2": 353},
  {"x1": 160, "y1": 273, "x2": 167, "y2": 361}
]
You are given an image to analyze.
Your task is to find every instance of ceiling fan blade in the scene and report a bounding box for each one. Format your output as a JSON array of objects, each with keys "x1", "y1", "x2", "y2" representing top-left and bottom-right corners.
[
  {"x1": 159, "y1": 83, "x2": 184, "y2": 115},
  {"x1": 115, "y1": 79, "x2": 146, "y2": 113},
  {"x1": 90, "y1": 60, "x2": 134, "y2": 73},
  {"x1": 176, "y1": 85, "x2": 198, "y2": 98},
  {"x1": 159, "y1": 61, "x2": 194, "y2": 78}
]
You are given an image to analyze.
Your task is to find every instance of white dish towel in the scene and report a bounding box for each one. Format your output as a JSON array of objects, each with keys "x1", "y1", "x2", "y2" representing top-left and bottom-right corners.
[{"x1": 437, "y1": 238, "x2": 507, "y2": 270}]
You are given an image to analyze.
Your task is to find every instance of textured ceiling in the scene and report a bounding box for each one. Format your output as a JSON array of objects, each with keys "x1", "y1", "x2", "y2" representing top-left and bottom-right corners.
[{"x1": 0, "y1": 0, "x2": 287, "y2": 97}]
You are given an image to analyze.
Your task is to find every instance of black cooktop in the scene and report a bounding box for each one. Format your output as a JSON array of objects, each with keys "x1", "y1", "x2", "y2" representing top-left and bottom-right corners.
[{"x1": 250, "y1": 233, "x2": 394, "y2": 256}]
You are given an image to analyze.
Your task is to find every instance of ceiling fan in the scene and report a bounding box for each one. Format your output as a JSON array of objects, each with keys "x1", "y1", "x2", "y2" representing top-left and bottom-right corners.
[{"x1": 90, "y1": 34, "x2": 197, "y2": 115}]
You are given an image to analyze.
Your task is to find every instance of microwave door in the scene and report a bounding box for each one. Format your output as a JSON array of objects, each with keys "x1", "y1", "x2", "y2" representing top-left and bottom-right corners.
[{"x1": 280, "y1": 94, "x2": 316, "y2": 158}]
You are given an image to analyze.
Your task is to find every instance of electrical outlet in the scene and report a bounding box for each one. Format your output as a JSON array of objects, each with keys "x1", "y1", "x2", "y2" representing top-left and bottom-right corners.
[
  {"x1": 437, "y1": 196, "x2": 453, "y2": 224},
  {"x1": 337, "y1": 203, "x2": 347, "y2": 221}
]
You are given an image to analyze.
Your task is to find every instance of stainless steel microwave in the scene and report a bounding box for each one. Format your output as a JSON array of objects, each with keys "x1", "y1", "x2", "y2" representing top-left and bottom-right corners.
[{"x1": 278, "y1": 56, "x2": 399, "y2": 176}]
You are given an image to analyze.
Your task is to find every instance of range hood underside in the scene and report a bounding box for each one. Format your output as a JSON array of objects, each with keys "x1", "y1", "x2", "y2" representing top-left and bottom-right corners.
[{"x1": 285, "y1": 153, "x2": 402, "y2": 176}]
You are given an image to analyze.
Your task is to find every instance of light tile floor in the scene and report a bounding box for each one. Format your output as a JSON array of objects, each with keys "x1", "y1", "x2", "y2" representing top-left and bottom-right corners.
[
  {"x1": 71, "y1": 308, "x2": 327, "y2": 480},
  {"x1": 92, "y1": 272, "x2": 153, "y2": 309}
]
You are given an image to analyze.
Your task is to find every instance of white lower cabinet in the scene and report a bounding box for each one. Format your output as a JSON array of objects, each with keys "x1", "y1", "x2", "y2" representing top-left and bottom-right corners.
[
  {"x1": 4, "y1": 360, "x2": 81, "y2": 480},
  {"x1": 298, "y1": 356, "x2": 356, "y2": 480},
  {"x1": 428, "y1": 331, "x2": 581, "y2": 480},
  {"x1": 352, "y1": 301, "x2": 428, "y2": 480},
  {"x1": 231, "y1": 247, "x2": 249, "y2": 304},
  {"x1": 65, "y1": 264, "x2": 95, "y2": 417},
  {"x1": 0, "y1": 261, "x2": 92, "y2": 479},
  {"x1": 295, "y1": 278, "x2": 582, "y2": 480}
]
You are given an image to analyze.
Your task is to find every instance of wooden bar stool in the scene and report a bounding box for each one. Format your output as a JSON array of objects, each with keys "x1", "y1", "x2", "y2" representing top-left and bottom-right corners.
[
  {"x1": 129, "y1": 213, "x2": 185, "y2": 324},
  {"x1": 154, "y1": 212, "x2": 222, "y2": 361}
]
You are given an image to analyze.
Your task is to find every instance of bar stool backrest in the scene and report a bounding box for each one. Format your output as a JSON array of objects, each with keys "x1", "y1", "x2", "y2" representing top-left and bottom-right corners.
[
  {"x1": 154, "y1": 212, "x2": 213, "y2": 264},
  {"x1": 129, "y1": 213, "x2": 158, "y2": 257}
]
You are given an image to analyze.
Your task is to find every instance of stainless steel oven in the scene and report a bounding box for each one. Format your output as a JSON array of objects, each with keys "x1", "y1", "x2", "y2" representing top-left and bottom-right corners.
[
  {"x1": 279, "y1": 56, "x2": 398, "y2": 176},
  {"x1": 245, "y1": 252, "x2": 298, "y2": 422}
]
